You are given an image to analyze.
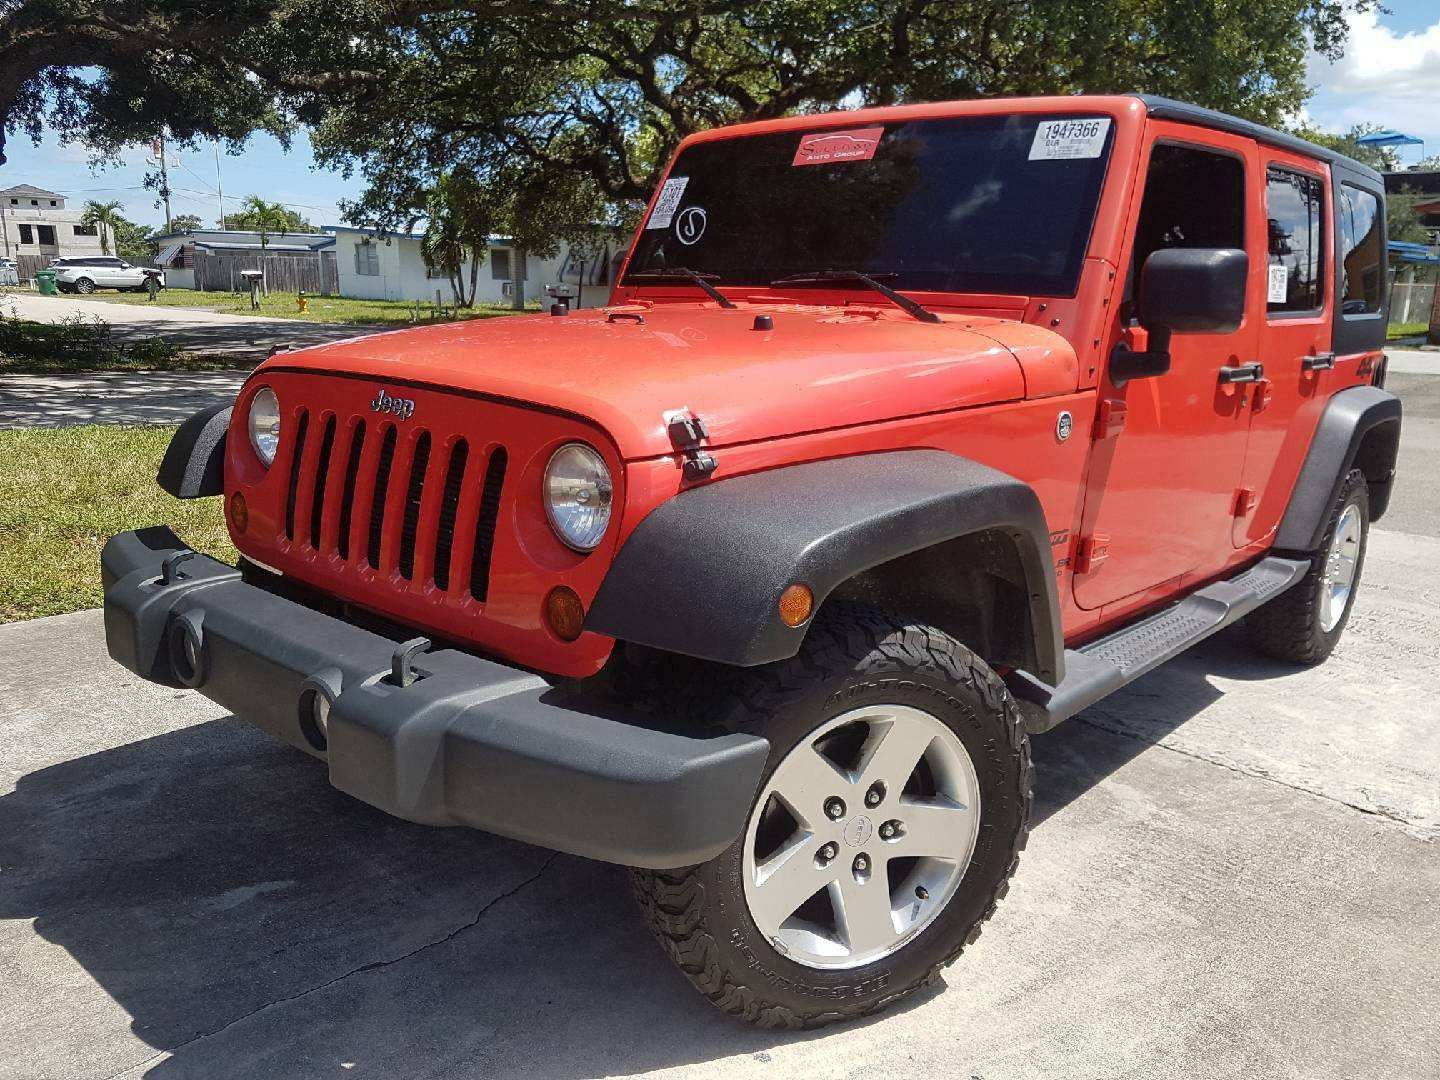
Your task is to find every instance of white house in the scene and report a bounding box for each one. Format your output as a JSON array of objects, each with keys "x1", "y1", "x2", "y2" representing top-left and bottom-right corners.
[
  {"x1": 0, "y1": 184, "x2": 106, "y2": 270},
  {"x1": 328, "y1": 225, "x2": 626, "y2": 308}
]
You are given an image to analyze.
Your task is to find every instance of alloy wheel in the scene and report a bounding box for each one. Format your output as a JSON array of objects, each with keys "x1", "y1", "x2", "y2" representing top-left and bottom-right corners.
[
  {"x1": 741, "y1": 704, "x2": 981, "y2": 970},
  {"x1": 1320, "y1": 502, "x2": 1362, "y2": 632}
]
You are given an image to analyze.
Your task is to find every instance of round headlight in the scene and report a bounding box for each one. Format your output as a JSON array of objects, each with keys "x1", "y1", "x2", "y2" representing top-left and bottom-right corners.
[
  {"x1": 247, "y1": 386, "x2": 281, "y2": 467},
  {"x1": 544, "y1": 443, "x2": 613, "y2": 551}
]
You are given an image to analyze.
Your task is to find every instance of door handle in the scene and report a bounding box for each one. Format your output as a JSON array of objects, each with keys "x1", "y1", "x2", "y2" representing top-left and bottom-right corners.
[
  {"x1": 1302, "y1": 352, "x2": 1336, "y2": 371},
  {"x1": 1218, "y1": 362, "x2": 1264, "y2": 384}
]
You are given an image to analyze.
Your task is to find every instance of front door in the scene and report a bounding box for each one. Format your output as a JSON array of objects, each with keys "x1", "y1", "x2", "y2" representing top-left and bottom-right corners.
[{"x1": 1073, "y1": 130, "x2": 1260, "y2": 610}]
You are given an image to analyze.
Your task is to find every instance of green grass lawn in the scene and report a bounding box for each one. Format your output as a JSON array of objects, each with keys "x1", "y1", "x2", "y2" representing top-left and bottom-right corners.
[
  {"x1": 1387, "y1": 322, "x2": 1430, "y2": 341},
  {"x1": 0, "y1": 425, "x2": 235, "y2": 621},
  {"x1": 82, "y1": 289, "x2": 534, "y2": 326}
]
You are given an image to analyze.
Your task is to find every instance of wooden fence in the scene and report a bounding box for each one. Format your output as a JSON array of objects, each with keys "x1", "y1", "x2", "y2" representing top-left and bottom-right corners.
[
  {"x1": 13, "y1": 253, "x2": 52, "y2": 282},
  {"x1": 191, "y1": 249, "x2": 338, "y2": 295}
]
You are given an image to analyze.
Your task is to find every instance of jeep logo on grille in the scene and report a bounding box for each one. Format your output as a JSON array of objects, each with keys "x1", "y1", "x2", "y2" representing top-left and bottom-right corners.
[{"x1": 371, "y1": 389, "x2": 416, "y2": 420}]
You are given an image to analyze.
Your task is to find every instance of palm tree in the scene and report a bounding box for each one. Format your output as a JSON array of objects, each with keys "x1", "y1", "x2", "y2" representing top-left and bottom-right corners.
[
  {"x1": 81, "y1": 200, "x2": 125, "y2": 256},
  {"x1": 234, "y1": 195, "x2": 293, "y2": 295},
  {"x1": 421, "y1": 172, "x2": 495, "y2": 308}
]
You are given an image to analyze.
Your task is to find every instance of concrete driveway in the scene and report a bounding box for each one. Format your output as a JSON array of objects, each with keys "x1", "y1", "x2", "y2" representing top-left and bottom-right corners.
[{"x1": 1, "y1": 371, "x2": 1437, "y2": 1079}]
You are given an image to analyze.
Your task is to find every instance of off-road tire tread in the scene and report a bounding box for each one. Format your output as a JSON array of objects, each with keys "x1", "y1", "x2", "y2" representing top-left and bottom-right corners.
[
  {"x1": 629, "y1": 604, "x2": 1031, "y2": 1029},
  {"x1": 1247, "y1": 469, "x2": 1368, "y2": 664}
]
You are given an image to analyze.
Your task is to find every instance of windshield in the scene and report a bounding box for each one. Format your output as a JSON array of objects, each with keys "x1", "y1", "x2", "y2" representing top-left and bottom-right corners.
[{"x1": 623, "y1": 113, "x2": 1115, "y2": 298}]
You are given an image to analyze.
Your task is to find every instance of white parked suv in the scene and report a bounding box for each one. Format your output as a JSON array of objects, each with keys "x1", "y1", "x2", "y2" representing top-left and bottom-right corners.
[{"x1": 52, "y1": 256, "x2": 164, "y2": 294}]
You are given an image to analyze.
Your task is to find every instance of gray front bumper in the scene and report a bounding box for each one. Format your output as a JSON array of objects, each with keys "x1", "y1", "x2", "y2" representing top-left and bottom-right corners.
[{"x1": 101, "y1": 527, "x2": 768, "y2": 869}]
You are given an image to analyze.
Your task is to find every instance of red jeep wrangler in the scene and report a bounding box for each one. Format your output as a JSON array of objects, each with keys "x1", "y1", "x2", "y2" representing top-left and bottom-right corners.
[{"x1": 103, "y1": 95, "x2": 1401, "y2": 1026}]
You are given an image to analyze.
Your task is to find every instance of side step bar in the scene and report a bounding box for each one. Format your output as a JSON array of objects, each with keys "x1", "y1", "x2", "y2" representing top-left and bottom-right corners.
[{"x1": 1006, "y1": 555, "x2": 1309, "y2": 733}]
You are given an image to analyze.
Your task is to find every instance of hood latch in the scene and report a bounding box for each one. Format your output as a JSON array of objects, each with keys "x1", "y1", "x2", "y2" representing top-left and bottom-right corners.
[{"x1": 665, "y1": 409, "x2": 717, "y2": 480}]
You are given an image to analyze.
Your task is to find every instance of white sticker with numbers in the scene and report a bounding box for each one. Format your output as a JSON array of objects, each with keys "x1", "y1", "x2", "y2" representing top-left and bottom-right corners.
[
  {"x1": 646, "y1": 177, "x2": 690, "y2": 230},
  {"x1": 1029, "y1": 118, "x2": 1112, "y2": 160},
  {"x1": 1267, "y1": 263, "x2": 1289, "y2": 303}
]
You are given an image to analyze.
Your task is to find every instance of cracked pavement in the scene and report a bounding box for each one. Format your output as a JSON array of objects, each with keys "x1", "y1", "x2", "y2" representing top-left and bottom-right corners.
[{"x1": 1, "y1": 361, "x2": 1436, "y2": 1079}]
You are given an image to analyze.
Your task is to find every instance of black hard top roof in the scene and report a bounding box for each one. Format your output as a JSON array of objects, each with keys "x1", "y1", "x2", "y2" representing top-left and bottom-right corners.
[{"x1": 1137, "y1": 95, "x2": 1384, "y2": 186}]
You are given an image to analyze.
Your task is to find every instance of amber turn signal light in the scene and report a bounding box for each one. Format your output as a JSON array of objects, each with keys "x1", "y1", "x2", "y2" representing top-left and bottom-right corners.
[
  {"x1": 228, "y1": 491, "x2": 248, "y2": 535},
  {"x1": 778, "y1": 583, "x2": 814, "y2": 627},
  {"x1": 545, "y1": 586, "x2": 586, "y2": 642}
]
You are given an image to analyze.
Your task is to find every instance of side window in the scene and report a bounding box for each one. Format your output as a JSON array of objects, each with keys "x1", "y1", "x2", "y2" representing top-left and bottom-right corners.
[
  {"x1": 1265, "y1": 168, "x2": 1324, "y2": 313},
  {"x1": 354, "y1": 240, "x2": 379, "y2": 276},
  {"x1": 1337, "y1": 185, "x2": 1383, "y2": 315},
  {"x1": 1129, "y1": 143, "x2": 1245, "y2": 313}
]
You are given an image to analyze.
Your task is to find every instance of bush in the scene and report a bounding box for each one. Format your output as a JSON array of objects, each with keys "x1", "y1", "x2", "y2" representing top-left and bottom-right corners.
[{"x1": 0, "y1": 310, "x2": 192, "y2": 373}]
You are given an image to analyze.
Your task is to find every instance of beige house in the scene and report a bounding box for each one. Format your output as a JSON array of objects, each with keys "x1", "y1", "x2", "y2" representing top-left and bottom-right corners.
[{"x1": 0, "y1": 185, "x2": 107, "y2": 272}]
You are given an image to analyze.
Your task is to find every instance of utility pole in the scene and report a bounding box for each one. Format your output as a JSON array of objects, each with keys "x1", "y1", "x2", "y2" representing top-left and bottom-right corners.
[
  {"x1": 154, "y1": 131, "x2": 173, "y2": 232},
  {"x1": 214, "y1": 141, "x2": 227, "y2": 229}
]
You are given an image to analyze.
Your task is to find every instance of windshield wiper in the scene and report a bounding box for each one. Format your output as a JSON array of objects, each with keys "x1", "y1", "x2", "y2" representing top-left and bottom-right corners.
[
  {"x1": 627, "y1": 267, "x2": 737, "y2": 309},
  {"x1": 769, "y1": 269, "x2": 941, "y2": 324}
]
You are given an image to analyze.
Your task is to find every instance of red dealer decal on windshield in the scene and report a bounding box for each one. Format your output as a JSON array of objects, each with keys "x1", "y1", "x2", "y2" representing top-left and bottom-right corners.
[{"x1": 792, "y1": 126, "x2": 885, "y2": 166}]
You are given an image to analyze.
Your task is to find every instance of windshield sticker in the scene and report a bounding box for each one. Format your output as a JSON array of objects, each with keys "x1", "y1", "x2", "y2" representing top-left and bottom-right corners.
[
  {"x1": 1029, "y1": 118, "x2": 1111, "y2": 161},
  {"x1": 792, "y1": 126, "x2": 885, "y2": 166},
  {"x1": 1267, "y1": 263, "x2": 1289, "y2": 303},
  {"x1": 647, "y1": 177, "x2": 690, "y2": 230},
  {"x1": 675, "y1": 206, "x2": 708, "y2": 245}
]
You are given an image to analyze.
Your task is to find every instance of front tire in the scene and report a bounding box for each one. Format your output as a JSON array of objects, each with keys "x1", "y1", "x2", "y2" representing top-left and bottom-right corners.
[
  {"x1": 631, "y1": 607, "x2": 1031, "y2": 1028},
  {"x1": 1248, "y1": 469, "x2": 1369, "y2": 664}
]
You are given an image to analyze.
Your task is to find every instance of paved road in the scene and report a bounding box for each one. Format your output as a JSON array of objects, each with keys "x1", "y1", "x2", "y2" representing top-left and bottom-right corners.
[
  {"x1": 0, "y1": 371, "x2": 252, "y2": 428},
  {"x1": 1, "y1": 365, "x2": 1436, "y2": 1080},
  {"x1": 3, "y1": 291, "x2": 381, "y2": 357},
  {"x1": 1, "y1": 292, "x2": 390, "y2": 428}
]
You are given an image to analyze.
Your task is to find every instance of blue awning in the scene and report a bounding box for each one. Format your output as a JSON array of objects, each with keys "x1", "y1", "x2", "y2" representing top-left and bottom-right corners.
[
  {"x1": 1389, "y1": 240, "x2": 1440, "y2": 264},
  {"x1": 1359, "y1": 130, "x2": 1425, "y2": 148}
]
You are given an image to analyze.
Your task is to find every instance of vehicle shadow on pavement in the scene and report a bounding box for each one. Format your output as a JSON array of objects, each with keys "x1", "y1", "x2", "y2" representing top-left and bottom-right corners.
[
  {"x1": 0, "y1": 715, "x2": 927, "y2": 1078},
  {"x1": 1029, "y1": 624, "x2": 1293, "y2": 826}
]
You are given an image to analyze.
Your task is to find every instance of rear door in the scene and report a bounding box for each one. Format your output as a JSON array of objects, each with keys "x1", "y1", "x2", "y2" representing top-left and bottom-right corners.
[
  {"x1": 99, "y1": 258, "x2": 128, "y2": 286},
  {"x1": 1073, "y1": 126, "x2": 1261, "y2": 610},
  {"x1": 1232, "y1": 152, "x2": 1333, "y2": 547}
]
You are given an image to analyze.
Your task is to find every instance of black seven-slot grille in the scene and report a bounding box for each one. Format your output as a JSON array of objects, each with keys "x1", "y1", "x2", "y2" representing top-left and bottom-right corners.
[{"x1": 282, "y1": 407, "x2": 508, "y2": 602}]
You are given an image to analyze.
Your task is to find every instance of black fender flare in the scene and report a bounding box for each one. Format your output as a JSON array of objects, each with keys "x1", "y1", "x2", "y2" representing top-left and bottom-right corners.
[
  {"x1": 1275, "y1": 386, "x2": 1401, "y2": 552},
  {"x1": 587, "y1": 450, "x2": 1064, "y2": 683},
  {"x1": 157, "y1": 404, "x2": 231, "y2": 498}
]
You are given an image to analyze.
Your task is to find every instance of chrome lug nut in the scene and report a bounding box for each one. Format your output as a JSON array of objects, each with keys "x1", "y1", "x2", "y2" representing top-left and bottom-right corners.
[
  {"x1": 879, "y1": 822, "x2": 895, "y2": 840},
  {"x1": 824, "y1": 796, "x2": 846, "y2": 820},
  {"x1": 864, "y1": 781, "x2": 885, "y2": 808},
  {"x1": 853, "y1": 853, "x2": 870, "y2": 873},
  {"x1": 817, "y1": 841, "x2": 839, "y2": 863}
]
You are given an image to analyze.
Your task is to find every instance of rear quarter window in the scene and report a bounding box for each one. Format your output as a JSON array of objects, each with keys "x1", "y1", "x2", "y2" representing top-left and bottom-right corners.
[{"x1": 1337, "y1": 185, "x2": 1383, "y2": 315}]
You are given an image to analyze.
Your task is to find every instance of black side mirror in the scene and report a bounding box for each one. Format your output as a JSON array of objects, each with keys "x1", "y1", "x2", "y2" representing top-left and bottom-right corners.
[{"x1": 1111, "y1": 247, "x2": 1249, "y2": 385}]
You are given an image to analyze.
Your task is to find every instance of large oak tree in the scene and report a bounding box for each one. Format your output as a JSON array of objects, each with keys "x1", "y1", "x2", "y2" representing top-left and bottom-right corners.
[{"x1": 2, "y1": 0, "x2": 1375, "y2": 232}]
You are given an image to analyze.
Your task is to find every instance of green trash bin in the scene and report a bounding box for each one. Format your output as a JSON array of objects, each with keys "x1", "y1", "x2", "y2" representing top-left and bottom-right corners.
[{"x1": 34, "y1": 268, "x2": 58, "y2": 296}]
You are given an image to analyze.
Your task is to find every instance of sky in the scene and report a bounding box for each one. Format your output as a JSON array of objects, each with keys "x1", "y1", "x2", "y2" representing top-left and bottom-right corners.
[
  {"x1": 0, "y1": 127, "x2": 360, "y2": 233},
  {"x1": 3, "y1": 0, "x2": 1440, "y2": 232}
]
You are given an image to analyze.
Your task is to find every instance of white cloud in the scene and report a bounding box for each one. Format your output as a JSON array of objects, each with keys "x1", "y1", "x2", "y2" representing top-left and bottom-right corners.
[
  {"x1": 1306, "y1": 8, "x2": 1440, "y2": 143},
  {"x1": 1309, "y1": 9, "x2": 1440, "y2": 101}
]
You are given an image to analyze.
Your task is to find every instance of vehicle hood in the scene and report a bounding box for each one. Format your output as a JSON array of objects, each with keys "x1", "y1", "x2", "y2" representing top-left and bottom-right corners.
[{"x1": 267, "y1": 303, "x2": 1075, "y2": 459}]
